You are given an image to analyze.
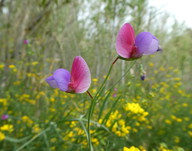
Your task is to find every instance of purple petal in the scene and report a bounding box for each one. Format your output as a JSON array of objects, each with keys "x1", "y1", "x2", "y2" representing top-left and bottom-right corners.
[
  {"x1": 53, "y1": 69, "x2": 71, "y2": 91},
  {"x1": 135, "y1": 32, "x2": 159, "y2": 55},
  {"x1": 46, "y1": 76, "x2": 59, "y2": 88}
]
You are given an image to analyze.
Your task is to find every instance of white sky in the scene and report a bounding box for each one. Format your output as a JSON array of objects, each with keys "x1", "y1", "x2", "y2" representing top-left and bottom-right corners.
[{"x1": 149, "y1": 0, "x2": 192, "y2": 28}]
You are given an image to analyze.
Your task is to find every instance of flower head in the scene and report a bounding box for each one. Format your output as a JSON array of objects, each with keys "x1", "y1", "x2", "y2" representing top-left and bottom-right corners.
[
  {"x1": 46, "y1": 56, "x2": 91, "y2": 93},
  {"x1": 23, "y1": 40, "x2": 29, "y2": 44},
  {"x1": 116, "y1": 23, "x2": 159, "y2": 60},
  {"x1": 1, "y1": 115, "x2": 9, "y2": 120},
  {"x1": 140, "y1": 74, "x2": 146, "y2": 81}
]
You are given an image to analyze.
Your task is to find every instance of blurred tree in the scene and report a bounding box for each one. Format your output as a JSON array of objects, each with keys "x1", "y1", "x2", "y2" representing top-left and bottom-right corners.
[{"x1": 0, "y1": 0, "x2": 191, "y2": 89}]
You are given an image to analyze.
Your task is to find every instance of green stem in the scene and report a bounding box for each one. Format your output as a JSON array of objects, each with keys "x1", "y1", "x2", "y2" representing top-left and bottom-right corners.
[
  {"x1": 16, "y1": 127, "x2": 50, "y2": 151},
  {"x1": 87, "y1": 91, "x2": 93, "y2": 99},
  {"x1": 87, "y1": 56, "x2": 119, "y2": 151}
]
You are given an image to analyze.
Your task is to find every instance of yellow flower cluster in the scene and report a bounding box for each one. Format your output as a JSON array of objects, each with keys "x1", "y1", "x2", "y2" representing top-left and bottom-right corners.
[
  {"x1": 8, "y1": 64, "x2": 17, "y2": 72},
  {"x1": 18, "y1": 94, "x2": 36, "y2": 105},
  {"x1": 123, "y1": 146, "x2": 140, "y2": 151},
  {"x1": 124, "y1": 103, "x2": 148, "y2": 122},
  {"x1": 31, "y1": 61, "x2": 39, "y2": 66},
  {"x1": 63, "y1": 122, "x2": 99, "y2": 147},
  {"x1": 32, "y1": 124, "x2": 41, "y2": 133},
  {"x1": 159, "y1": 146, "x2": 172, "y2": 151},
  {"x1": 22, "y1": 116, "x2": 34, "y2": 127},
  {"x1": 0, "y1": 124, "x2": 14, "y2": 133},
  {"x1": 0, "y1": 64, "x2": 4, "y2": 69},
  {"x1": 92, "y1": 78, "x2": 98, "y2": 83},
  {"x1": 0, "y1": 60, "x2": 191, "y2": 150},
  {"x1": 0, "y1": 124, "x2": 14, "y2": 141},
  {"x1": 100, "y1": 110, "x2": 131, "y2": 137},
  {"x1": 0, "y1": 98, "x2": 8, "y2": 107},
  {"x1": 171, "y1": 115, "x2": 182, "y2": 123},
  {"x1": 0, "y1": 132, "x2": 5, "y2": 141}
]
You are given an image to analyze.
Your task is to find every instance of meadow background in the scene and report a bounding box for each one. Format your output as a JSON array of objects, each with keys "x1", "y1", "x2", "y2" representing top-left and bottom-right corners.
[{"x1": 0, "y1": 0, "x2": 192, "y2": 150}]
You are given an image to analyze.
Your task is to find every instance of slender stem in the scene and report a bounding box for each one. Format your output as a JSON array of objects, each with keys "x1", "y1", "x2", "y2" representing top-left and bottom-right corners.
[
  {"x1": 101, "y1": 61, "x2": 137, "y2": 97},
  {"x1": 94, "y1": 56, "x2": 119, "y2": 99},
  {"x1": 87, "y1": 91, "x2": 93, "y2": 99},
  {"x1": 87, "y1": 56, "x2": 119, "y2": 151},
  {"x1": 112, "y1": 56, "x2": 119, "y2": 65},
  {"x1": 16, "y1": 127, "x2": 50, "y2": 151}
]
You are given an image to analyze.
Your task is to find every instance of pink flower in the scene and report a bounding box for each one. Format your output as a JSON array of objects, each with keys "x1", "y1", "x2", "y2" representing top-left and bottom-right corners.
[
  {"x1": 112, "y1": 93, "x2": 117, "y2": 97},
  {"x1": 1, "y1": 114, "x2": 9, "y2": 120},
  {"x1": 116, "y1": 23, "x2": 159, "y2": 60},
  {"x1": 46, "y1": 56, "x2": 91, "y2": 93},
  {"x1": 23, "y1": 40, "x2": 29, "y2": 44},
  {"x1": 114, "y1": 88, "x2": 118, "y2": 91}
]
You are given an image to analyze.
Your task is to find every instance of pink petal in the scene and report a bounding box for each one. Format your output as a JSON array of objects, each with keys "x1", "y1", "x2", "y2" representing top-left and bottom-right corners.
[
  {"x1": 70, "y1": 56, "x2": 91, "y2": 93},
  {"x1": 116, "y1": 23, "x2": 135, "y2": 58},
  {"x1": 53, "y1": 69, "x2": 71, "y2": 91}
]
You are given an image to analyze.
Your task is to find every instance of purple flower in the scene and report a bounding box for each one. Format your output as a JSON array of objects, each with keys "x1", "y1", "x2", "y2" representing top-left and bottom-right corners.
[
  {"x1": 1, "y1": 114, "x2": 9, "y2": 120},
  {"x1": 116, "y1": 23, "x2": 159, "y2": 59},
  {"x1": 112, "y1": 93, "x2": 117, "y2": 97},
  {"x1": 114, "y1": 88, "x2": 118, "y2": 92},
  {"x1": 46, "y1": 56, "x2": 91, "y2": 93},
  {"x1": 140, "y1": 75, "x2": 146, "y2": 81},
  {"x1": 23, "y1": 40, "x2": 29, "y2": 45}
]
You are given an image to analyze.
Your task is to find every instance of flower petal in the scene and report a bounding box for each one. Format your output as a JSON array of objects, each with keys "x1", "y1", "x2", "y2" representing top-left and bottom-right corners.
[
  {"x1": 71, "y1": 56, "x2": 91, "y2": 93},
  {"x1": 135, "y1": 32, "x2": 159, "y2": 55},
  {"x1": 46, "y1": 76, "x2": 59, "y2": 88},
  {"x1": 53, "y1": 69, "x2": 71, "y2": 91},
  {"x1": 116, "y1": 23, "x2": 135, "y2": 58}
]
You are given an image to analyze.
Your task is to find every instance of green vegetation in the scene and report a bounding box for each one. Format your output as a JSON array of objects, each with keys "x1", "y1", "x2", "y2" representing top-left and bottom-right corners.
[{"x1": 0, "y1": 0, "x2": 192, "y2": 150}]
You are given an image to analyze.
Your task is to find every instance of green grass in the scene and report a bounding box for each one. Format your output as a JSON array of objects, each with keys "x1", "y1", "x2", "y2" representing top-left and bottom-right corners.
[
  {"x1": 0, "y1": 57, "x2": 192, "y2": 151},
  {"x1": 0, "y1": 0, "x2": 192, "y2": 151}
]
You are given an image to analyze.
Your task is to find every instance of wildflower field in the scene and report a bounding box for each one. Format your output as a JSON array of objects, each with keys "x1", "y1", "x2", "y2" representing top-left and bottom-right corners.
[{"x1": 0, "y1": 0, "x2": 192, "y2": 151}]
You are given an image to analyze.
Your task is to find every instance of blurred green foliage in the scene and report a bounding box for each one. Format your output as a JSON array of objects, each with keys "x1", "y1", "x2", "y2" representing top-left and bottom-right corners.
[{"x1": 0, "y1": 0, "x2": 192, "y2": 150}]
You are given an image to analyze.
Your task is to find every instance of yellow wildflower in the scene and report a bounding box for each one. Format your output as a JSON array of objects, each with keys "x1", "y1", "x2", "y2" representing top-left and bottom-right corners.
[
  {"x1": 68, "y1": 131, "x2": 74, "y2": 137},
  {"x1": 50, "y1": 138, "x2": 57, "y2": 143},
  {"x1": 13, "y1": 81, "x2": 21, "y2": 85},
  {"x1": 0, "y1": 64, "x2": 4, "y2": 69},
  {"x1": 0, "y1": 98, "x2": 7, "y2": 106},
  {"x1": 165, "y1": 120, "x2": 172, "y2": 125},
  {"x1": 31, "y1": 61, "x2": 39, "y2": 66},
  {"x1": 8, "y1": 65, "x2": 16, "y2": 69},
  {"x1": 173, "y1": 77, "x2": 181, "y2": 81},
  {"x1": 51, "y1": 146, "x2": 55, "y2": 151},
  {"x1": 139, "y1": 146, "x2": 146, "y2": 151},
  {"x1": 174, "y1": 136, "x2": 180, "y2": 143},
  {"x1": 159, "y1": 66, "x2": 165, "y2": 71},
  {"x1": 92, "y1": 138, "x2": 99, "y2": 145},
  {"x1": 22, "y1": 116, "x2": 34, "y2": 126},
  {"x1": 188, "y1": 123, "x2": 192, "y2": 129},
  {"x1": 92, "y1": 89, "x2": 97, "y2": 93},
  {"x1": 176, "y1": 118, "x2": 182, "y2": 122},
  {"x1": 32, "y1": 125, "x2": 41, "y2": 133},
  {"x1": 188, "y1": 131, "x2": 192, "y2": 137},
  {"x1": 184, "y1": 117, "x2": 189, "y2": 121},
  {"x1": 0, "y1": 132, "x2": 5, "y2": 141},
  {"x1": 123, "y1": 146, "x2": 140, "y2": 151},
  {"x1": 0, "y1": 124, "x2": 14, "y2": 132},
  {"x1": 182, "y1": 103, "x2": 188, "y2": 107},
  {"x1": 50, "y1": 97, "x2": 55, "y2": 102},
  {"x1": 124, "y1": 103, "x2": 144, "y2": 114},
  {"x1": 149, "y1": 62, "x2": 154, "y2": 67},
  {"x1": 92, "y1": 78, "x2": 98, "y2": 82}
]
